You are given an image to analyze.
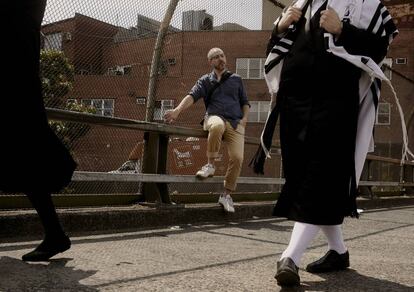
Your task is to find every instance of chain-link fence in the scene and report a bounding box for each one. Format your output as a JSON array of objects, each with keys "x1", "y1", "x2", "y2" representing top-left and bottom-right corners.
[
  {"x1": 9, "y1": 0, "x2": 413, "y2": 198},
  {"x1": 37, "y1": 0, "x2": 287, "y2": 196}
]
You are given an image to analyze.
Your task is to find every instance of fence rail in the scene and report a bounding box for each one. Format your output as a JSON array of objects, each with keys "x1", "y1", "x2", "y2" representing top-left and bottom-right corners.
[
  {"x1": 54, "y1": 109, "x2": 414, "y2": 201},
  {"x1": 47, "y1": 108, "x2": 281, "y2": 147},
  {"x1": 2, "y1": 1, "x2": 411, "y2": 211},
  {"x1": 1, "y1": 108, "x2": 413, "y2": 209}
]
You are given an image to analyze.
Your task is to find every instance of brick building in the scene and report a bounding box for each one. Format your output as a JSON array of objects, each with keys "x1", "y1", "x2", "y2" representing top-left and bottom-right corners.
[
  {"x1": 374, "y1": 0, "x2": 414, "y2": 181},
  {"x1": 40, "y1": 3, "x2": 413, "y2": 182}
]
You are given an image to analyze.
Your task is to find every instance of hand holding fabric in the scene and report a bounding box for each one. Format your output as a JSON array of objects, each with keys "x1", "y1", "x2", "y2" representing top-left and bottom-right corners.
[
  {"x1": 320, "y1": 8, "x2": 343, "y2": 36},
  {"x1": 278, "y1": 7, "x2": 303, "y2": 34}
]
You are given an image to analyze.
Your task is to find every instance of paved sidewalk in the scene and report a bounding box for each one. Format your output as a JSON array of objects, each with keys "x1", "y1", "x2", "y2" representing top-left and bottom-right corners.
[
  {"x1": 0, "y1": 206, "x2": 413, "y2": 291},
  {"x1": 2, "y1": 197, "x2": 413, "y2": 239}
]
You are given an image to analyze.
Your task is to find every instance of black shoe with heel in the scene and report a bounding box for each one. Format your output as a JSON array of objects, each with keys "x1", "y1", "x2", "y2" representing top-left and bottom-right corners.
[
  {"x1": 275, "y1": 257, "x2": 300, "y2": 286},
  {"x1": 306, "y1": 250, "x2": 350, "y2": 273},
  {"x1": 22, "y1": 234, "x2": 71, "y2": 262}
]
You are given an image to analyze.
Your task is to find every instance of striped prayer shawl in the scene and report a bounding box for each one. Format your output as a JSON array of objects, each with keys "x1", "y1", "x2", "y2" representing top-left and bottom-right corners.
[{"x1": 252, "y1": 0, "x2": 400, "y2": 184}]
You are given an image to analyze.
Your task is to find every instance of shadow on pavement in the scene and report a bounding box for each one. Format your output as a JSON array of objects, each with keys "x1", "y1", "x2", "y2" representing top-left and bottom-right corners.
[
  {"x1": 300, "y1": 269, "x2": 414, "y2": 292},
  {"x1": 0, "y1": 218, "x2": 290, "y2": 252},
  {"x1": 0, "y1": 256, "x2": 98, "y2": 291}
]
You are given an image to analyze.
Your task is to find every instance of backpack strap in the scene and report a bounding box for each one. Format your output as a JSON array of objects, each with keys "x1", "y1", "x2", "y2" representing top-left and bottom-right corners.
[{"x1": 203, "y1": 70, "x2": 233, "y2": 109}]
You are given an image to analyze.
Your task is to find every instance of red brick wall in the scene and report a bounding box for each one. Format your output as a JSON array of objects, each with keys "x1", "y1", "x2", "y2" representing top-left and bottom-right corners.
[
  {"x1": 42, "y1": 18, "x2": 76, "y2": 61},
  {"x1": 376, "y1": 29, "x2": 414, "y2": 153},
  {"x1": 73, "y1": 14, "x2": 118, "y2": 74},
  {"x1": 42, "y1": 14, "x2": 413, "y2": 176}
]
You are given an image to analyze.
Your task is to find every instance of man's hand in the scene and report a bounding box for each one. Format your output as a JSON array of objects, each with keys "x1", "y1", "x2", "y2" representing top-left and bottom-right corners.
[
  {"x1": 164, "y1": 109, "x2": 179, "y2": 124},
  {"x1": 320, "y1": 8, "x2": 342, "y2": 36},
  {"x1": 278, "y1": 7, "x2": 302, "y2": 33}
]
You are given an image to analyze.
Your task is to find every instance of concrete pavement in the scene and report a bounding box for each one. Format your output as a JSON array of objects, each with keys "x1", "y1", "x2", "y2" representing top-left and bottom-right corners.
[
  {"x1": 0, "y1": 205, "x2": 413, "y2": 291},
  {"x1": 2, "y1": 196, "x2": 414, "y2": 239}
]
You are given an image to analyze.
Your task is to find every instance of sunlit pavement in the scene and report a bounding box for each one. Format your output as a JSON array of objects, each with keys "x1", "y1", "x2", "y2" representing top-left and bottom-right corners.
[{"x1": 0, "y1": 206, "x2": 413, "y2": 291}]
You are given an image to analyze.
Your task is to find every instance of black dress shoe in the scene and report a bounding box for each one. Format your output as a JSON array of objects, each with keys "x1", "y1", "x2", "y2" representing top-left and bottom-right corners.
[
  {"x1": 275, "y1": 257, "x2": 300, "y2": 286},
  {"x1": 22, "y1": 234, "x2": 71, "y2": 262},
  {"x1": 306, "y1": 250, "x2": 350, "y2": 273}
]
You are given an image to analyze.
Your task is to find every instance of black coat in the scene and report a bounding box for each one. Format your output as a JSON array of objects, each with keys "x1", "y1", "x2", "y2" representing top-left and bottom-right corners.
[
  {"x1": 0, "y1": 0, "x2": 76, "y2": 194},
  {"x1": 271, "y1": 3, "x2": 389, "y2": 225}
]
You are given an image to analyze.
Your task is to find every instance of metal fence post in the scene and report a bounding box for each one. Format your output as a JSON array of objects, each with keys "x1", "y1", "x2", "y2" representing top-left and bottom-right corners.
[
  {"x1": 359, "y1": 159, "x2": 374, "y2": 199},
  {"x1": 145, "y1": 0, "x2": 179, "y2": 122},
  {"x1": 141, "y1": 132, "x2": 171, "y2": 203},
  {"x1": 141, "y1": 0, "x2": 179, "y2": 203},
  {"x1": 402, "y1": 163, "x2": 414, "y2": 195}
]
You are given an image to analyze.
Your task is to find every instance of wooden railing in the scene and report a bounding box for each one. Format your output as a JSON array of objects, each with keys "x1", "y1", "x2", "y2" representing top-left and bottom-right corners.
[
  {"x1": 47, "y1": 108, "x2": 281, "y2": 204},
  {"x1": 360, "y1": 154, "x2": 414, "y2": 198},
  {"x1": 45, "y1": 109, "x2": 414, "y2": 203}
]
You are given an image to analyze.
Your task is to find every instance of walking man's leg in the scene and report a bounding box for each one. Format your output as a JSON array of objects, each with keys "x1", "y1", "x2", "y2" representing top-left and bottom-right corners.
[{"x1": 22, "y1": 193, "x2": 71, "y2": 261}]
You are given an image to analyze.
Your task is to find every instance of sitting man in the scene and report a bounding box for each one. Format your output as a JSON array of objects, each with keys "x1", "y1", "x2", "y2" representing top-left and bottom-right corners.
[{"x1": 164, "y1": 48, "x2": 250, "y2": 213}]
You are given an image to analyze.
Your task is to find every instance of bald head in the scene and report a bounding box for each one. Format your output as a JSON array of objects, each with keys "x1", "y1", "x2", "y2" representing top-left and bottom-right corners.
[{"x1": 207, "y1": 48, "x2": 225, "y2": 60}]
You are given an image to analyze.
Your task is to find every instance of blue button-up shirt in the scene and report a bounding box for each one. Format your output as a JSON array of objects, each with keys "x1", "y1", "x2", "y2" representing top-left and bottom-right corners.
[{"x1": 189, "y1": 71, "x2": 250, "y2": 129}]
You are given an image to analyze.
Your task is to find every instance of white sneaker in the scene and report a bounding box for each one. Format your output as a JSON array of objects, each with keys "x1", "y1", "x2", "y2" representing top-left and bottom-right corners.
[
  {"x1": 218, "y1": 195, "x2": 235, "y2": 213},
  {"x1": 109, "y1": 160, "x2": 139, "y2": 174},
  {"x1": 196, "y1": 164, "x2": 215, "y2": 179}
]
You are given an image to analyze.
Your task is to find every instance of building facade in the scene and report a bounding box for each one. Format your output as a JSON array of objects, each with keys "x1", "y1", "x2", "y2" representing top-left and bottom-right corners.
[{"x1": 40, "y1": 3, "x2": 413, "y2": 184}]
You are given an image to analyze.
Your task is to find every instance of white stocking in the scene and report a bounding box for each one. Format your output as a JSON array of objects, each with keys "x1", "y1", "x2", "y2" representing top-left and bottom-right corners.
[
  {"x1": 281, "y1": 222, "x2": 320, "y2": 266},
  {"x1": 319, "y1": 224, "x2": 347, "y2": 254}
]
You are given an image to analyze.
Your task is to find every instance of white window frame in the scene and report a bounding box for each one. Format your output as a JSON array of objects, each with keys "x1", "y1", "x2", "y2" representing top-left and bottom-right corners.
[
  {"x1": 122, "y1": 65, "x2": 132, "y2": 75},
  {"x1": 395, "y1": 58, "x2": 407, "y2": 65},
  {"x1": 376, "y1": 102, "x2": 391, "y2": 125},
  {"x1": 236, "y1": 58, "x2": 267, "y2": 79},
  {"x1": 43, "y1": 33, "x2": 63, "y2": 51},
  {"x1": 136, "y1": 97, "x2": 146, "y2": 104},
  {"x1": 67, "y1": 98, "x2": 76, "y2": 105},
  {"x1": 82, "y1": 99, "x2": 115, "y2": 117},
  {"x1": 108, "y1": 65, "x2": 132, "y2": 76},
  {"x1": 107, "y1": 68, "x2": 115, "y2": 75},
  {"x1": 248, "y1": 101, "x2": 270, "y2": 123},
  {"x1": 154, "y1": 99, "x2": 174, "y2": 120}
]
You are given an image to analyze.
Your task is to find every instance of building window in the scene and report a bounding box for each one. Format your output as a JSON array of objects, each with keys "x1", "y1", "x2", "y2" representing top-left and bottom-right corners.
[
  {"x1": 158, "y1": 61, "x2": 168, "y2": 75},
  {"x1": 43, "y1": 33, "x2": 63, "y2": 51},
  {"x1": 77, "y1": 69, "x2": 90, "y2": 75},
  {"x1": 248, "y1": 101, "x2": 270, "y2": 123},
  {"x1": 136, "y1": 97, "x2": 146, "y2": 104},
  {"x1": 167, "y1": 58, "x2": 177, "y2": 65},
  {"x1": 82, "y1": 99, "x2": 114, "y2": 117},
  {"x1": 123, "y1": 65, "x2": 132, "y2": 75},
  {"x1": 67, "y1": 98, "x2": 75, "y2": 104},
  {"x1": 376, "y1": 103, "x2": 390, "y2": 125},
  {"x1": 107, "y1": 65, "x2": 132, "y2": 76},
  {"x1": 395, "y1": 58, "x2": 407, "y2": 65},
  {"x1": 236, "y1": 58, "x2": 266, "y2": 79},
  {"x1": 154, "y1": 100, "x2": 174, "y2": 120},
  {"x1": 382, "y1": 58, "x2": 392, "y2": 80}
]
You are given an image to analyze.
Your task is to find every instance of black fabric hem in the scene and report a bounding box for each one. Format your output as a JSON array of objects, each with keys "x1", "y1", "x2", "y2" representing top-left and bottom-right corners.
[{"x1": 272, "y1": 212, "x2": 346, "y2": 226}]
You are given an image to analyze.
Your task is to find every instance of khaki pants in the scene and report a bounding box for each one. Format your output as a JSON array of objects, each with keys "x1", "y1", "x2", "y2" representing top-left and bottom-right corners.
[{"x1": 204, "y1": 115, "x2": 245, "y2": 191}]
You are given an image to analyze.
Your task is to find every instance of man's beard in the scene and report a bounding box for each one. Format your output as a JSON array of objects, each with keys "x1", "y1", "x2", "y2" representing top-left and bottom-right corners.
[{"x1": 214, "y1": 62, "x2": 225, "y2": 70}]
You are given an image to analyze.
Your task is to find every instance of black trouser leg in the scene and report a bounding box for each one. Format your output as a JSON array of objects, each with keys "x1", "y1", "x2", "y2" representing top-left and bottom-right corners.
[
  {"x1": 22, "y1": 193, "x2": 70, "y2": 261},
  {"x1": 26, "y1": 192, "x2": 65, "y2": 238}
]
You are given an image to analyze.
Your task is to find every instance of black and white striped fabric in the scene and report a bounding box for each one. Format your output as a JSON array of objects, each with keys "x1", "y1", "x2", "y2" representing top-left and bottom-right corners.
[{"x1": 255, "y1": 0, "x2": 398, "y2": 182}]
